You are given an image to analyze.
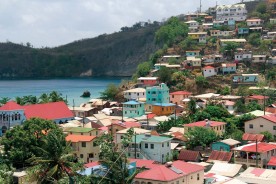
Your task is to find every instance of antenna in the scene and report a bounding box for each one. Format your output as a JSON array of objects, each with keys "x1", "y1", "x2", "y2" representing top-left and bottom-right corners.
[
  {"x1": 199, "y1": 0, "x2": 202, "y2": 13},
  {"x1": 73, "y1": 99, "x2": 75, "y2": 117}
]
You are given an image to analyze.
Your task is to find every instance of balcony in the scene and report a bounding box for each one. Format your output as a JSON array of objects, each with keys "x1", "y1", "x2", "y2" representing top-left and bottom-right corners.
[{"x1": 235, "y1": 157, "x2": 261, "y2": 166}]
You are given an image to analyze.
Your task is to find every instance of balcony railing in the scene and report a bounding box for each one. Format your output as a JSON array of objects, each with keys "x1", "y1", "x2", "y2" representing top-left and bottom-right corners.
[{"x1": 235, "y1": 158, "x2": 261, "y2": 165}]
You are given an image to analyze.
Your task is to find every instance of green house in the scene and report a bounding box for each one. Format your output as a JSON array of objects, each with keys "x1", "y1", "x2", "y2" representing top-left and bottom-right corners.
[{"x1": 212, "y1": 138, "x2": 240, "y2": 152}]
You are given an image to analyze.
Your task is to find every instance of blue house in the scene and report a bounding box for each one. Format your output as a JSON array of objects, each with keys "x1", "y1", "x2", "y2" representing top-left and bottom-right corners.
[
  {"x1": 122, "y1": 100, "x2": 145, "y2": 118},
  {"x1": 212, "y1": 138, "x2": 240, "y2": 152},
  {"x1": 146, "y1": 83, "x2": 170, "y2": 111},
  {"x1": 186, "y1": 50, "x2": 200, "y2": 57},
  {"x1": 238, "y1": 28, "x2": 249, "y2": 35},
  {"x1": 221, "y1": 63, "x2": 236, "y2": 74},
  {"x1": 233, "y1": 74, "x2": 259, "y2": 83},
  {"x1": 228, "y1": 20, "x2": 236, "y2": 26}
]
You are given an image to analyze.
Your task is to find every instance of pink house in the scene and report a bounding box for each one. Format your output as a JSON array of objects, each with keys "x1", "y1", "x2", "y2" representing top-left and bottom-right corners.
[
  {"x1": 137, "y1": 77, "x2": 159, "y2": 86},
  {"x1": 170, "y1": 91, "x2": 192, "y2": 105}
]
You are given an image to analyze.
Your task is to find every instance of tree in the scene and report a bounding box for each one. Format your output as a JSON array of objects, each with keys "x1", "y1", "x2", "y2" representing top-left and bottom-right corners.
[
  {"x1": 220, "y1": 42, "x2": 238, "y2": 58},
  {"x1": 204, "y1": 105, "x2": 231, "y2": 119},
  {"x1": 136, "y1": 62, "x2": 151, "y2": 77},
  {"x1": 0, "y1": 163, "x2": 14, "y2": 184},
  {"x1": 195, "y1": 76, "x2": 209, "y2": 88},
  {"x1": 27, "y1": 130, "x2": 82, "y2": 183},
  {"x1": 260, "y1": 131, "x2": 274, "y2": 142},
  {"x1": 100, "y1": 84, "x2": 120, "y2": 101},
  {"x1": 156, "y1": 67, "x2": 172, "y2": 83},
  {"x1": 0, "y1": 97, "x2": 10, "y2": 106},
  {"x1": 256, "y1": 2, "x2": 267, "y2": 14},
  {"x1": 246, "y1": 101, "x2": 262, "y2": 112},
  {"x1": 186, "y1": 127, "x2": 219, "y2": 149},
  {"x1": 248, "y1": 33, "x2": 261, "y2": 47},
  {"x1": 1, "y1": 118, "x2": 60, "y2": 168},
  {"x1": 187, "y1": 99, "x2": 197, "y2": 114},
  {"x1": 217, "y1": 86, "x2": 231, "y2": 95}
]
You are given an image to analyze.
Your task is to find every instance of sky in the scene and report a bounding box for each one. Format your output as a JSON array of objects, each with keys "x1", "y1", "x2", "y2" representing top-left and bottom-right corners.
[{"x1": 0, "y1": 0, "x2": 242, "y2": 48}]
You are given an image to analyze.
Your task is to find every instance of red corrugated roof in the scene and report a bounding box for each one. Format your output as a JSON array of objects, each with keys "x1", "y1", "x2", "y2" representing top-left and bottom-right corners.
[
  {"x1": 262, "y1": 114, "x2": 276, "y2": 123},
  {"x1": 178, "y1": 149, "x2": 201, "y2": 161},
  {"x1": 84, "y1": 161, "x2": 100, "y2": 168},
  {"x1": 207, "y1": 151, "x2": 232, "y2": 163},
  {"x1": 242, "y1": 133, "x2": 264, "y2": 142},
  {"x1": 147, "y1": 113, "x2": 156, "y2": 119},
  {"x1": 247, "y1": 95, "x2": 269, "y2": 100},
  {"x1": 184, "y1": 120, "x2": 226, "y2": 127},
  {"x1": 170, "y1": 91, "x2": 192, "y2": 95},
  {"x1": 66, "y1": 134, "x2": 96, "y2": 143},
  {"x1": 0, "y1": 101, "x2": 23, "y2": 110},
  {"x1": 240, "y1": 142, "x2": 276, "y2": 153},
  {"x1": 171, "y1": 132, "x2": 187, "y2": 141},
  {"x1": 203, "y1": 66, "x2": 215, "y2": 69},
  {"x1": 23, "y1": 101, "x2": 74, "y2": 120},
  {"x1": 250, "y1": 168, "x2": 265, "y2": 177},
  {"x1": 268, "y1": 156, "x2": 276, "y2": 166},
  {"x1": 135, "y1": 160, "x2": 204, "y2": 181}
]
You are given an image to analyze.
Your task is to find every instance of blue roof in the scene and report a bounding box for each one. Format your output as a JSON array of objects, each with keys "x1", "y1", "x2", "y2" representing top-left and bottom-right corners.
[
  {"x1": 153, "y1": 103, "x2": 175, "y2": 107},
  {"x1": 123, "y1": 101, "x2": 143, "y2": 105}
]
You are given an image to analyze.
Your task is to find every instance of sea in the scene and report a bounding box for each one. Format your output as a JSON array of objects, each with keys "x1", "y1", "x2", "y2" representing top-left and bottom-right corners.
[{"x1": 0, "y1": 77, "x2": 127, "y2": 106}]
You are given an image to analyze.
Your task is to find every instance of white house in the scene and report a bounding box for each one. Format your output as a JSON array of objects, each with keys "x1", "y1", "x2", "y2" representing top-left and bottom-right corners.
[
  {"x1": 220, "y1": 39, "x2": 247, "y2": 47},
  {"x1": 123, "y1": 88, "x2": 146, "y2": 101},
  {"x1": 267, "y1": 32, "x2": 276, "y2": 39},
  {"x1": 216, "y1": 4, "x2": 247, "y2": 21},
  {"x1": 185, "y1": 20, "x2": 199, "y2": 32},
  {"x1": 127, "y1": 134, "x2": 172, "y2": 163},
  {"x1": 210, "y1": 30, "x2": 234, "y2": 37},
  {"x1": 252, "y1": 55, "x2": 266, "y2": 63},
  {"x1": 203, "y1": 23, "x2": 213, "y2": 30},
  {"x1": 234, "y1": 51, "x2": 252, "y2": 61},
  {"x1": 203, "y1": 66, "x2": 217, "y2": 77},
  {"x1": 268, "y1": 57, "x2": 276, "y2": 64},
  {"x1": 246, "y1": 19, "x2": 263, "y2": 27}
]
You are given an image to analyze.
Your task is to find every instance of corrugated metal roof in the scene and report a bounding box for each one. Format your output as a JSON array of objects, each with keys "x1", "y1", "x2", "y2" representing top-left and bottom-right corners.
[{"x1": 207, "y1": 151, "x2": 232, "y2": 163}]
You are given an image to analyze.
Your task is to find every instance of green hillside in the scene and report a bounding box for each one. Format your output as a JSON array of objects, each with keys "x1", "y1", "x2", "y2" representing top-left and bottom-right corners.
[{"x1": 0, "y1": 23, "x2": 160, "y2": 78}]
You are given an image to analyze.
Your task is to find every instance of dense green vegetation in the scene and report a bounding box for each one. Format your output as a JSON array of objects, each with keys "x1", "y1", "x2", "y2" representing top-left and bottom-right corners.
[{"x1": 0, "y1": 22, "x2": 160, "y2": 78}]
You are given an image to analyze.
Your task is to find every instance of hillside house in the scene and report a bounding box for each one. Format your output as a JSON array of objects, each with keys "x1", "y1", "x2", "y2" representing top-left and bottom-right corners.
[
  {"x1": 223, "y1": 100, "x2": 236, "y2": 114},
  {"x1": 221, "y1": 63, "x2": 236, "y2": 74},
  {"x1": 237, "y1": 167, "x2": 276, "y2": 183},
  {"x1": 186, "y1": 50, "x2": 200, "y2": 57},
  {"x1": 108, "y1": 121, "x2": 141, "y2": 140},
  {"x1": 249, "y1": 27, "x2": 262, "y2": 33},
  {"x1": 202, "y1": 66, "x2": 217, "y2": 77},
  {"x1": 252, "y1": 55, "x2": 266, "y2": 63},
  {"x1": 267, "y1": 31, "x2": 276, "y2": 39},
  {"x1": 220, "y1": 39, "x2": 247, "y2": 47},
  {"x1": 137, "y1": 77, "x2": 159, "y2": 87},
  {"x1": 207, "y1": 151, "x2": 233, "y2": 163},
  {"x1": 213, "y1": 20, "x2": 224, "y2": 28},
  {"x1": 203, "y1": 23, "x2": 213, "y2": 30},
  {"x1": 184, "y1": 119, "x2": 226, "y2": 136},
  {"x1": 127, "y1": 134, "x2": 172, "y2": 163},
  {"x1": 216, "y1": 4, "x2": 247, "y2": 21},
  {"x1": 160, "y1": 55, "x2": 181, "y2": 63},
  {"x1": 170, "y1": 91, "x2": 192, "y2": 105},
  {"x1": 178, "y1": 150, "x2": 202, "y2": 162},
  {"x1": 133, "y1": 160, "x2": 204, "y2": 184},
  {"x1": 205, "y1": 16, "x2": 213, "y2": 23},
  {"x1": 246, "y1": 19, "x2": 263, "y2": 27},
  {"x1": 234, "y1": 51, "x2": 252, "y2": 61},
  {"x1": 123, "y1": 88, "x2": 145, "y2": 101},
  {"x1": 244, "y1": 114, "x2": 276, "y2": 137},
  {"x1": 185, "y1": 20, "x2": 199, "y2": 32},
  {"x1": 66, "y1": 134, "x2": 100, "y2": 163},
  {"x1": 69, "y1": 106, "x2": 98, "y2": 118},
  {"x1": 154, "y1": 63, "x2": 181, "y2": 70},
  {"x1": 63, "y1": 127, "x2": 99, "y2": 136},
  {"x1": 152, "y1": 103, "x2": 175, "y2": 116},
  {"x1": 188, "y1": 32, "x2": 207, "y2": 43},
  {"x1": 122, "y1": 100, "x2": 145, "y2": 118},
  {"x1": 184, "y1": 57, "x2": 202, "y2": 69},
  {"x1": 232, "y1": 74, "x2": 258, "y2": 84},
  {"x1": 202, "y1": 54, "x2": 223, "y2": 63},
  {"x1": 210, "y1": 30, "x2": 234, "y2": 37},
  {"x1": 268, "y1": 56, "x2": 276, "y2": 64},
  {"x1": 0, "y1": 101, "x2": 74, "y2": 135},
  {"x1": 238, "y1": 27, "x2": 249, "y2": 35},
  {"x1": 146, "y1": 83, "x2": 170, "y2": 111},
  {"x1": 270, "y1": 18, "x2": 276, "y2": 24},
  {"x1": 245, "y1": 95, "x2": 269, "y2": 106},
  {"x1": 212, "y1": 138, "x2": 240, "y2": 152},
  {"x1": 242, "y1": 133, "x2": 265, "y2": 143},
  {"x1": 232, "y1": 142, "x2": 276, "y2": 167}
]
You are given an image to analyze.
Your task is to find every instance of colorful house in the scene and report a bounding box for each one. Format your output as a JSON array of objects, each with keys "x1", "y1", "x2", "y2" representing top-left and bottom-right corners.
[
  {"x1": 213, "y1": 20, "x2": 224, "y2": 28},
  {"x1": 66, "y1": 134, "x2": 100, "y2": 163},
  {"x1": 220, "y1": 39, "x2": 247, "y2": 47},
  {"x1": 170, "y1": 91, "x2": 192, "y2": 105},
  {"x1": 202, "y1": 23, "x2": 213, "y2": 30},
  {"x1": 185, "y1": 57, "x2": 202, "y2": 69},
  {"x1": 188, "y1": 32, "x2": 207, "y2": 43},
  {"x1": 152, "y1": 103, "x2": 176, "y2": 116},
  {"x1": 137, "y1": 77, "x2": 159, "y2": 87},
  {"x1": 186, "y1": 50, "x2": 200, "y2": 57},
  {"x1": 63, "y1": 127, "x2": 99, "y2": 136},
  {"x1": 122, "y1": 100, "x2": 145, "y2": 118},
  {"x1": 234, "y1": 51, "x2": 252, "y2": 61},
  {"x1": 210, "y1": 30, "x2": 234, "y2": 37},
  {"x1": 127, "y1": 134, "x2": 172, "y2": 163},
  {"x1": 245, "y1": 95, "x2": 269, "y2": 106},
  {"x1": 212, "y1": 138, "x2": 240, "y2": 152},
  {"x1": 232, "y1": 74, "x2": 258, "y2": 83},
  {"x1": 0, "y1": 101, "x2": 74, "y2": 135},
  {"x1": 123, "y1": 88, "x2": 146, "y2": 101},
  {"x1": 203, "y1": 66, "x2": 217, "y2": 77},
  {"x1": 146, "y1": 83, "x2": 170, "y2": 111},
  {"x1": 184, "y1": 119, "x2": 226, "y2": 136},
  {"x1": 246, "y1": 19, "x2": 263, "y2": 27},
  {"x1": 238, "y1": 28, "x2": 249, "y2": 35},
  {"x1": 252, "y1": 55, "x2": 266, "y2": 63},
  {"x1": 221, "y1": 63, "x2": 236, "y2": 74}
]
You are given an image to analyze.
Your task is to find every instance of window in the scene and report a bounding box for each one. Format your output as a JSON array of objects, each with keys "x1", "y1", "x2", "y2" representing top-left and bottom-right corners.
[
  {"x1": 249, "y1": 124, "x2": 253, "y2": 129},
  {"x1": 137, "y1": 153, "x2": 140, "y2": 158},
  {"x1": 82, "y1": 142, "x2": 86, "y2": 147},
  {"x1": 162, "y1": 143, "x2": 164, "y2": 147},
  {"x1": 150, "y1": 144, "x2": 154, "y2": 149},
  {"x1": 167, "y1": 142, "x2": 169, "y2": 147},
  {"x1": 93, "y1": 142, "x2": 97, "y2": 147},
  {"x1": 274, "y1": 126, "x2": 276, "y2": 130},
  {"x1": 260, "y1": 125, "x2": 263, "y2": 128},
  {"x1": 80, "y1": 154, "x2": 83, "y2": 158},
  {"x1": 172, "y1": 95, "x2": 174, "y2": 98},
  {"x1": 145, "y1": 143, "x2": 148, "y2": 148},
  {"x1": 121, "y1": 136, "x2": 124, "y2": 139},
  {"x1": 191, "y1": 176, "x2": 193, "y2": 179},
  {"x1": 89, "y1": 153, "x2": 94, "y2": 158}
]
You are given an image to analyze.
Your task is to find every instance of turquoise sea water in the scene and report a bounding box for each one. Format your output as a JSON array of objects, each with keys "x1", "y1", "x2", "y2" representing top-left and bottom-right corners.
[{"x1": 0, "y1": 78, "x2": 126, "y2": 106}]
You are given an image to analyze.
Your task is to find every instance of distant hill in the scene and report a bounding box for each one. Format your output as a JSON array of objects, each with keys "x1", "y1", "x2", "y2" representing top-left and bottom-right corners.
[{"x1": 0, "y1": 23, "x2": 160, "y2": 78}]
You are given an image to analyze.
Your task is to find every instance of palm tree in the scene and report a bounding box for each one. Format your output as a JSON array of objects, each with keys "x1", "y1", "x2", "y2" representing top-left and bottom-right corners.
[{"x1": 27, "y1": 130, "x2": 82, "y2": 183}]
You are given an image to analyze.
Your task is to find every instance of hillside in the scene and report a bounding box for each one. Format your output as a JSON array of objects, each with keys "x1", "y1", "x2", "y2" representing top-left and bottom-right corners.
[{"x1": 0, "y1": 23, "x2": 160, "y2": 78}]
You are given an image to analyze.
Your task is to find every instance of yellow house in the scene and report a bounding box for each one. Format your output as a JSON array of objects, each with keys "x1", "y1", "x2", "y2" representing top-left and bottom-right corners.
[
  {"x1": 188, "y1": 32, "x2": 207, "y2": 43},
  {"x1": 63, "y1": 127, "x2": 99, "y2": 136},
  {"x1": 184, "y1": 119, "x2": 226, "y2": 136},
  {"x1": 152, "y1": 103, "x2": 175, "y2": 116},
  {"x1": 66, "y1": 134, "x2": 100, "y2": 163}
]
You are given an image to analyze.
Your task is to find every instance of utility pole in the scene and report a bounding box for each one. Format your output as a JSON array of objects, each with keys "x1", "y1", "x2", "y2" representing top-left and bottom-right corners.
[
  {"x1": 256, "y1": 139, "x2": 258, "y2": 168},
  {"x1": 199, "y1": 0, "x2": 202, "y2": 13},
  {"x1": 134, "y1": 133, "x2": 137, "y2": 159}
]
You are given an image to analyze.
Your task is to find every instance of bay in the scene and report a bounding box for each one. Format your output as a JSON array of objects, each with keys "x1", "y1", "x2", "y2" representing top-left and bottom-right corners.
[{"x1": 0, "y1": 77, "x2": 126, "y2": 106}]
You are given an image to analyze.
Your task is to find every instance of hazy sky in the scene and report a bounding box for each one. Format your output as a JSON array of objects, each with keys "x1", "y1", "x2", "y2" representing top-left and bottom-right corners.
[{"x1": 0, "y1": 0, "x2": 242, "y2": 47}]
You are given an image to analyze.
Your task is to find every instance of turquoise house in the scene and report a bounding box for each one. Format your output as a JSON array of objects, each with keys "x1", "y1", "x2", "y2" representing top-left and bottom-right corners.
[
  {"x1": 123, "y1": 100, "x2": 145, "y2": 118},
  {"x1": 146, "y1": 83, "x2": 170, "y2": 105},
  {"x1": 221, "y1": 63, "x2": 236, "y2": 74},
  {"x1": 186, "y1": 50, "x2": 200, "y2": 57},
  {"x1": 212, "y1": 139, "x2": 240, "y2": 152},
  {"x1": 233, "y1": 74, "x2": 259, "y2": 83},
  {"x1": 228, "y1": 20, "x2": 236, "y2": 26},
  {"x1": 238, "y1": 28, "x2": 249, "y2": 35}
]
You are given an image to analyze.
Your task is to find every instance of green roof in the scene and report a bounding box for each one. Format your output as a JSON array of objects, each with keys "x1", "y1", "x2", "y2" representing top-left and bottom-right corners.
[
  {"x1": 63, "y1": 127, "x2": 94, "y2": 133},
  {"x1": 132, "y1": 134, "x2": 172, "y2": 143}
]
